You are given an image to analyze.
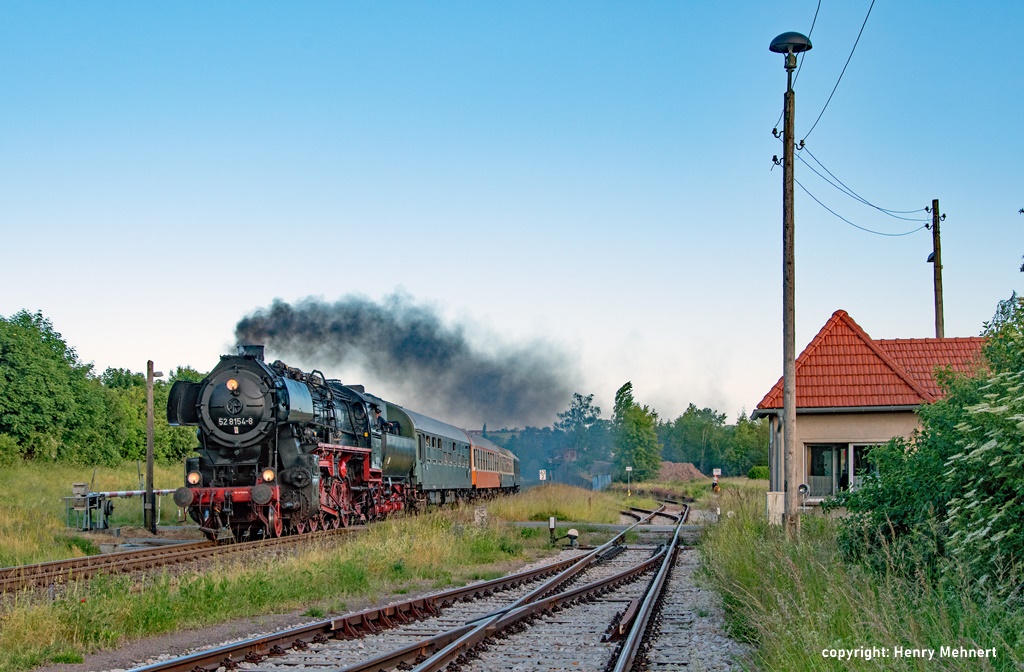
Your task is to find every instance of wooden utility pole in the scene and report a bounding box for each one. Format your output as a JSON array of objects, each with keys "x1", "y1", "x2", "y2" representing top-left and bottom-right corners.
[
  {"x1": 771, "y1": 30, "x2": 811, "y2": 540},
  {"x1": 781, "y1": 52, "x2": 800, "y2": 540},
  {"x1": 930, "y1": 199, "x2": 944, "y2": 338}
]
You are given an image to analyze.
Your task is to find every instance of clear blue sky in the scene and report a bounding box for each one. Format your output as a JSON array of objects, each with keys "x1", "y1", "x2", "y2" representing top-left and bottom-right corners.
[{"x1": 1, "y1": 2, "x2": 1021, "y2": 425}]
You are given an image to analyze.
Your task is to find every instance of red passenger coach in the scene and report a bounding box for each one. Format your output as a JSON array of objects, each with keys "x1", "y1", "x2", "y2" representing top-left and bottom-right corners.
[{"x1": 468, "y1": 433, "x2": 519, "y2": 495}]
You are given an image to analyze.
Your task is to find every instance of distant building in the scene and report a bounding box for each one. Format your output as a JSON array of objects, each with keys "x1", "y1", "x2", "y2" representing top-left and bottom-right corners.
[
  {"x1": 590, "y1": 461, "x2": 613, "y2": 491},
  {"x1": 752, "y1": 310, "x2": 984, "y2": 502}
]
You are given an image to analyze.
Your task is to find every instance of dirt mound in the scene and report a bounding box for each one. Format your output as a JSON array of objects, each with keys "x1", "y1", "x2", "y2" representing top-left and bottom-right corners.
[{"x1": 657, "y1": 461, "x2": 706, "y2": 482}]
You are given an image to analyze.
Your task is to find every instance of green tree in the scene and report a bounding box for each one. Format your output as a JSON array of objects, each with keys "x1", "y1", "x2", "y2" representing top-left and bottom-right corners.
[
  {"x1": 664, "y1": 404, "x2": 726, "y2": 474},
  {"x1": 0, "y1": 311, "x2": 80, "y2": 457},
  {"x1": 611, "y1": 382, "x2": 662, "y2": 481},
  {"x1": 61, "y1": 374, "x2": 125, "y2": 465},
  {"x1": 0, "y1": 310, "x2": 205, "y2": 466},
  {"x1": 554, "y1": 393, "x2": 602, "y2": 464},
  {"x1": 981, "y1": 291, "x2": 1024, "y2": 373},
  {"x1": 722, "y1": 411, "x2": 769, "y2": 475},
  {"x1": 0, "y1": 310, "x2": 136, "y2": 465},
  {"x1": 101, "y1": 367, "x2": 145, "y2": 389},
  {"x1": 169, "y1": 365, "x2": 205, "y2": 383}
]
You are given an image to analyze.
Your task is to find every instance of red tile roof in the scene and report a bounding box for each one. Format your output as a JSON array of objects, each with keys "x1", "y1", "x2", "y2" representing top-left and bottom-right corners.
[{"x1": 755, "y1": 310, "x2": 985, "y2": 412}]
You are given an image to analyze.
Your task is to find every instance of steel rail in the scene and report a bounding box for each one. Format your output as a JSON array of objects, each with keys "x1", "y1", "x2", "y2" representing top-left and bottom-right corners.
[
  {"x1": 406, "y1": 507, "x2": 668, "y2": 672},
  {"x1": 628, "y1": 506, "x2": 681, "y2": 523},
  {"x1": 126, "y1": 552, "x2": 585, "y2": 672},
  {"x1": 611, "y1": 507, "x2": 688, "y2": 672},
  {"x1": 0, "y1": 526, "x2": 364, "y2": 593},
  {"x1": 127, "y1": 507, "x2": 667, "y2": 672}
]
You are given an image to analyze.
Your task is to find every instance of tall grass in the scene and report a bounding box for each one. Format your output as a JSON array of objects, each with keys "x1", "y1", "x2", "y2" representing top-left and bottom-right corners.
[
  {"x1": 487, "y1": 484, "x2": 653, "y2": 523},
  {"x1": 620, "y1": 475, "x2": 768, "y2": 508},
  {"x1": 0, "y1": 462, "x2": 182, "y2": 567},
  {"x1": 701, "y1": 488, "x2": 1024, "y2": 670}
]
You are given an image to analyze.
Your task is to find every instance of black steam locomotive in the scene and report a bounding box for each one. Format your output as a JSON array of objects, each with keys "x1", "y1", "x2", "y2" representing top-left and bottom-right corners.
[{"x1": 168, "y1": 345, "x2": 519, "y2": 540}]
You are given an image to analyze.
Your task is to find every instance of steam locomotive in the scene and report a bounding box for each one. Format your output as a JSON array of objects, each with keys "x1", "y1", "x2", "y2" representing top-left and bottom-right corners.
[{"x1": 168, "y1": 345, "x2": 520, "y2": 541}]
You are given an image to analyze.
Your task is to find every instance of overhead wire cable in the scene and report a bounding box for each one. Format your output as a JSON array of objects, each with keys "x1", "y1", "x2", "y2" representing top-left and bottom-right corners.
[
  {"x1": 801, "y1": 147, "x2": 928, "y2": 215},
  {"x1": 795, "y1": 178, "x2": 928, "y2": 236},
  {"x1": 795, "y1": 152, "x2": 930, "y2": 222},
  {"x1": 792, "y1": 0, "x2": 821, "y2": 87},
  {"x1": 801, "y1": 0, "x2": 876, "y2": 142}
]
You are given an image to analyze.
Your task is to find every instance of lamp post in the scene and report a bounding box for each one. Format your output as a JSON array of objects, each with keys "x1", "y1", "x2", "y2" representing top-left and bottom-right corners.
[
  {"x1": 770, "y1": 31, "x2": 812, "y2": 541},
  {"x1": 145, "y1": 361, "x2": 164, "y2": 535},
  {"x1": 625, "y1": 466, "x2": 632, "y2": 497}
]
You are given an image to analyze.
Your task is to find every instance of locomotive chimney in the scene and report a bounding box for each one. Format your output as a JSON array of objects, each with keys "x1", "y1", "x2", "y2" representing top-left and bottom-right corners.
[{"x1": 238, "y1": 344, "x2": 265, "y2": 361}]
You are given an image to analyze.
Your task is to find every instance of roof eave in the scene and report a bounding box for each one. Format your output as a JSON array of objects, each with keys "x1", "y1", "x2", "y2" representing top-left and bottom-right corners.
[{"x1": 752, "y1": 404, "x2": 920, "y2": 419}]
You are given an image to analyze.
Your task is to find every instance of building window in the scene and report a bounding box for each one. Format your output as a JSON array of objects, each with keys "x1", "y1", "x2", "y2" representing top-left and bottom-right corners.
[
  {"x1": 807, "y1": 444, "x2": 846, "y2": 498},
  {"x1": 851, "y1": 444, "x2": 880, "y2": 488}
]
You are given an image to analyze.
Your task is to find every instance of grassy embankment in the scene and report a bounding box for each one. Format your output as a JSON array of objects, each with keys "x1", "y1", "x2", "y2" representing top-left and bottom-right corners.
[
  {"x1": 610, "y1": 473, "x2": 759, "y2": 509},
  {"x1": 0, "y1": 469, "x2": 637, "y2": 672},
  {"x1": 701, "y1": 486, "x2": 1024, "y2": 671},
  {"x1": 0, "y1": 462, "x2": 183, "y2": 567}
]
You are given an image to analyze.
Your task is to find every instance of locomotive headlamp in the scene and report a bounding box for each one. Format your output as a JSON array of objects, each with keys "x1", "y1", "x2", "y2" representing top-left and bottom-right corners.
[
  {"x1": 186, "y1": 471, "x2": 202, "y2": 486},
  {"x1": 261, "y1": 468, "x2": 276, "y2": 483},
  {"x1": 226, "y1": 379, "x2": 239, "y2": 392}
]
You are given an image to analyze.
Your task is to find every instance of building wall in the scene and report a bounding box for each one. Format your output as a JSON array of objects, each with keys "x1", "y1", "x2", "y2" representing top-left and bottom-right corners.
[
  {"x1": 767, "y1": 410, "x2": 920, "y2": 495},
  {"x1": 793, "y1": 412, "x2": 919, "y2": 445}
]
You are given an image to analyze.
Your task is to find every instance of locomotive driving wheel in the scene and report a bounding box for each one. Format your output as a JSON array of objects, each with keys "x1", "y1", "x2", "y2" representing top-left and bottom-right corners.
[
  {"x1": 266, "y1": 506, "x2": 283, "y2": 538},
  {"x1": 329, "y1": 481, "x2": 351, "y2": 528}
]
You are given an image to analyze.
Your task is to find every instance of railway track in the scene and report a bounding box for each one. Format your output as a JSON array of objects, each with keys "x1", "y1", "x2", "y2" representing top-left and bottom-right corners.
[
  {"x1": 126, "y1": 504, "x2": 739, "y2": 672},
  {"x1": 620, "y1": 505, "x2": 685, "y2": 524},
  {"x1": 0, "y1": 527, "x2": 364, "y2": 594},
  {"x1": 632, "y1": 548, "x2": 747, "y2": 670}
]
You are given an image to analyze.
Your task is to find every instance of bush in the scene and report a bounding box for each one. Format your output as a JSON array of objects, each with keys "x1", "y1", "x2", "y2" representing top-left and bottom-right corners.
[
  {"x1": 0, "y1": 433, "x2": 21, "y2": 465},
  {"x1": 942, "y1": 369, "x2": 1024, "y2": 594},
  {"x1": 746, "y1": 465, "x2": 769, "y2": 480},
  {"x1": 826, "y1": 294, "x2": 1024, "y2": 599}
]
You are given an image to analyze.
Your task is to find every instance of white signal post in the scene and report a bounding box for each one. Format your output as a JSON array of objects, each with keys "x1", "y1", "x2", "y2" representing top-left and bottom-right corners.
[
  {"x1": 145, "y1": 361, "x2": 164, "y2": 535},
  {"x1": 625, "y1": 466, "x2": 632, "y2": 497}
]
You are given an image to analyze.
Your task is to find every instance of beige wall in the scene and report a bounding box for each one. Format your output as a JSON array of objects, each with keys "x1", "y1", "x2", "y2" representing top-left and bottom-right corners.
[
  {"x1": 768, "y1": 410, "x2": 921, "y2": 496},
  {"x1": 794, "y1": 412, "x2": 919, "y2": 446}
]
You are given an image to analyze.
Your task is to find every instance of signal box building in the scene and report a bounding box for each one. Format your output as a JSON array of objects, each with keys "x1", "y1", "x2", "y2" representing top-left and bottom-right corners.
[{"x1": 752, "y1": 310, "x2": 984, "y2": 502}]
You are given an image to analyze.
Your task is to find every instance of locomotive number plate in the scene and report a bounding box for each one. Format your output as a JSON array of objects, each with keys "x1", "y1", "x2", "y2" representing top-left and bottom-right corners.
[{"x1": 218, "y1": 417, "x2": 255, "y2": 427}]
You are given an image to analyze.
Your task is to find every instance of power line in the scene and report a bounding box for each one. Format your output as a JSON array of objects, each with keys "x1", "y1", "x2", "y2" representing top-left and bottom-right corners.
[
  {"x1": 796, "y1": 148, "x2": 930, "y2": 221},
  {"x1": 802, "y1": 0, "x2": 876, "y2": 142},
  {"x1": 792, "y1": 0, "x2": 822, "y2": 87},
  {"x1": 795, "y1": 178, "x2": 929, "y2": 237}
]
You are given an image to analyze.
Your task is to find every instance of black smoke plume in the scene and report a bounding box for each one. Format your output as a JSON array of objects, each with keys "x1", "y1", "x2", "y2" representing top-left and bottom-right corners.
[{"x1": 235, "y1": 294, "x2": 577, "y2": 429}]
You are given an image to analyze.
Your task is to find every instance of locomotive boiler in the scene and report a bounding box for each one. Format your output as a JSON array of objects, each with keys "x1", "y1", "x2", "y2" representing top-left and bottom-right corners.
[{"x1": 168, "y1": 345, "x2": 520, "y2": 541}]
